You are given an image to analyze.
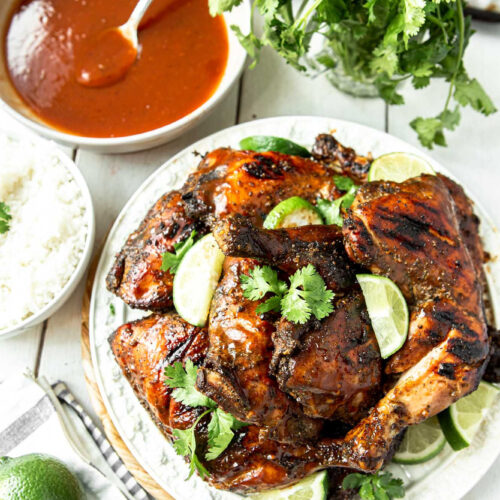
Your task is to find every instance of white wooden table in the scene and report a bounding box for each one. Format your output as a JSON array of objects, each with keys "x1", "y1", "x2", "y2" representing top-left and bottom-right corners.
[{"x1": 1, "y1": 19, "x2": 499, "y2": 500}]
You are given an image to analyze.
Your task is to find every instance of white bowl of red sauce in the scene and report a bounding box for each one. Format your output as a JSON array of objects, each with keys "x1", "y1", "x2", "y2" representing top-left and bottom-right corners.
[{"x1": 0, "y1": 0, "x2": 250, "y2": 153}]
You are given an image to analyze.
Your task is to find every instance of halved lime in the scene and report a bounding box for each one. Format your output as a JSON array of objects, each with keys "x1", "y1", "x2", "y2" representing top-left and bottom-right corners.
[
  {"x1": 438, "y1": 380, "x2": 500, "y2": 451},
  {"x1": 356, "y1": 274, "x2": 409, "y2": 359},
  {"x1": 393, "y1": 416, "x2": 446, "y2": 464},
  {"x1": 263, "y1": 196, "x2": 323, "y2": 229},
  {"x1": 173, "y1": 233, "x2": 225, "y2": 327},
  {"x1": 240, "y1": 136, "x2": 311, "y2": 158},
  {"x1": 251, "y1": 471, "x2": 328, "y2": 500},
  {"x1": 368, "y1": 152, "x2": 435, "y2": 183}
]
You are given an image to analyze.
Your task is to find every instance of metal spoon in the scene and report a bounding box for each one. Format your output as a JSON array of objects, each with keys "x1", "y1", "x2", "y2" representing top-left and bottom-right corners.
[{"x1": 76, "y1": 0, "x2": 154, "y2": 88}]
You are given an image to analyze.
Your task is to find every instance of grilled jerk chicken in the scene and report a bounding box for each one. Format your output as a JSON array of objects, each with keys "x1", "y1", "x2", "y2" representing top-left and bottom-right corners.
[
  {"x1": 110, "y1": 312, "x2": 352, "y2": 492},
  {"x1": 272, "y1": 291, "x2": 382, "y2": 423},
  {"x1": 197, "y1": 257, "x2": 324, "y2": 443},
  {"x1": 106, "y1": 191, "x2": 199, "y2": 311},
  {"x1": 213, "y1": 214, "x2": 358, "y2": 292},
  {"x1": 107, "y1": 145, "x2": 350, "y2": 311},
  {"x1": 108, "y1": 133, "x2": 493, "y2": 493},
  {"x1": 212, "y1": 215, "x2": 381, "y2": 422}
]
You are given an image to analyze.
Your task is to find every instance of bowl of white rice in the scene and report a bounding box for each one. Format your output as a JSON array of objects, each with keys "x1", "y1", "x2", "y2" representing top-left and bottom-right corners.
[{"x1": 0, "y1": 134, "x2": 95, "y2": 339}]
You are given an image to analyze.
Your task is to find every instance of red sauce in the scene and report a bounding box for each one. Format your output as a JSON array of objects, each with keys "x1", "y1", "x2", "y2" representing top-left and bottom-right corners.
[{"x1": 4, "y1": 0, "x2": 229, "y2": 138}]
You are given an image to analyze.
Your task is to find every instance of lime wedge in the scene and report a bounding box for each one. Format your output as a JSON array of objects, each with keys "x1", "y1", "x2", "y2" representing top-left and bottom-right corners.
[
  {"x1": 173, "y1": 233, "x2": 225, "y2": 327},
  {"x1": 368, "y1": 152, "x2": 435, "y2": 183},
  {"x1": 251, "y1": 471, "x2": 328, "y2": 500},
  {"x1": 393, "y1": 416, "x2": 446, "y2": 464},
  {"x1": 356, "y1": 274, "x2": 409, "y2": 359},
  {"x1": 264, "y1": 196, "x2": 323, "y2": 229},
  {"x1": 438, "y1": 380, "x2": 500, "y2": 451}
]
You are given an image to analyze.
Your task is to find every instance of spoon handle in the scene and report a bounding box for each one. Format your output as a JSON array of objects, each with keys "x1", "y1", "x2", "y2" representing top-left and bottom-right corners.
[{"x1": 128, "y1": 0, "x2": 155, "y2": 30}]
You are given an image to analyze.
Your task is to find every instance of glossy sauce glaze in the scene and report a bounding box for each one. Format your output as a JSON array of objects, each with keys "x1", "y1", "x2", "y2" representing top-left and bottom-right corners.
[{"x1": 4, "y1": 0, "x2": 228, "y2": 137}]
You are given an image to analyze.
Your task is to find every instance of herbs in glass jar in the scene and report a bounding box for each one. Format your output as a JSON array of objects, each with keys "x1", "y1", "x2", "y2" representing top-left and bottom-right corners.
[{"x1": 209, "y1": 0, "x2": 496, "y2": 149}]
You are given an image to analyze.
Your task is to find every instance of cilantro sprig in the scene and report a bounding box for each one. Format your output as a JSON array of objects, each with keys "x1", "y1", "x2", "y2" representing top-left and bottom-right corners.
[
  {"x1": 240, "y1": 263, "x2": 334, "y2": 324},
  {"x1": 0, "y1": 202, "x2": 12, "y2": 234},
  {"x1": 164, "y1": 360, "x2": 248, "y2": 478},
  {"x1": 316, "y1": 176, "x2": 359, "y2": 226},
  {"x1": 210, "y1": 0, "x2": 496, "y2": 149},
  {"x1": 342, "y1": 471, "x2": 405, "y2": 500},
  {"x1": 161, "y1": 230, "x2": 197, "y2": 274}
]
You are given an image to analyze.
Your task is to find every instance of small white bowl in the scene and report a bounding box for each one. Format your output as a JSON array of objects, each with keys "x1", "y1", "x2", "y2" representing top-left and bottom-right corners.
[
  {"x1": 0, "y1": 1, "x2": 250, "y2": 154},
  {"x1": 0, "y1": 135, "x2": 95, "y2": 340}
]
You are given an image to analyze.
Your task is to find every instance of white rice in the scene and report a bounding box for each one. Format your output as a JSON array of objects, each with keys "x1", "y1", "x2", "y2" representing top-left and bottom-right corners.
[{"x1": 0, "y1": 135, "x2": 88, "y2": 330}]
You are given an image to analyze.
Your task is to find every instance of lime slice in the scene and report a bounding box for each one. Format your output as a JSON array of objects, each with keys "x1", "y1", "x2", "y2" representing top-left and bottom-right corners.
[
  {"x1": 368, "y1": 152, "x2": 435, "y2": 183},
  {"x1": 264, "y1": 196, "x2": 323, "y2": 229},
  {"x1": 393, "y1": 416, "x2": 446, "y2": 464},
  {"x1": 251, "y1": 471, "x2": 328, "y2": 500},
  {"x1": 438, "y1": 380, "x2": 500, "y2": 451},
  {"x1": 173, "y1": 233, "x2": 225, "y2": 327},
  {"x1": 356, "y1": 274, "x2": 409, "y2": 359},
  {"x1": 240, "y1": 136, "x2": 311, "y2": 158}
]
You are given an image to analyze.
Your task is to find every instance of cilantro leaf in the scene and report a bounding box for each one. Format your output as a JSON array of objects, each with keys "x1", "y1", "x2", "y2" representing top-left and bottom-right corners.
[
  {"x1": 109, "y1": 304, "x2": 115, "y2": 316},
  {"x1": 172, "y1": 410, "x2": 211, "y2": 479},
  {"x1": 454, "y1": 76, "x2": 497, "y2": 116},
  {"x1": 255, "y1": 295, "x2": 282, "y2": 315},
  {"x1": 205, "y1": 408, "x2": 248, "y2": 460},
  {"x1": 239, "y1": 264, "x2": 335, "y2": 324},
  {"x1": 316, "y1": 198, "x2": 343, "y2": 226},
  {"x1": 167, "y1": 362, "x2": 249, "y2": 472},
  {"x1": 208, "y1": 0, "x2": 243, "y2": 16},
  {"x1": 161, "y1": 231, "x2": 197, "y2": 274},
  {"x1": 240, "y1": 265, "x2": 287, "y2": 301},
  {"x1": 410, "y1": 106, "x2": 460, "y2": 149},
  {"x1": 164, "y1": 360, "x2": 216, "y2": 409},
  {"x1": 317, "y1": 178, "x2": 359, "y2": 226},
  {"x1": 334, "y1": 175, "x2": 356, "y2": 192},
  {"x1": 282, "y1": 264, "x2": 334, "y2": 323},
  {"x1": 0, "y1": 202, "x2": 12, "y2": 234},
  {"x1": 342, "y1": 471, "x2": 405, "y2": 500}
]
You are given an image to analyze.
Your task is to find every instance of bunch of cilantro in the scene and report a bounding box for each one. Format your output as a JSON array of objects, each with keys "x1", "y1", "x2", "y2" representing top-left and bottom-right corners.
[{"x1": 209, "y1": 0, "x2": 496, "y2": 149}]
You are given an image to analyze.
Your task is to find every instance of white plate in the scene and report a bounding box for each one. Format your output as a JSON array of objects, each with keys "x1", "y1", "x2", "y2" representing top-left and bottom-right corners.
[{"x1": 89, "y1": 116, "x2": 500, "y2": 500}]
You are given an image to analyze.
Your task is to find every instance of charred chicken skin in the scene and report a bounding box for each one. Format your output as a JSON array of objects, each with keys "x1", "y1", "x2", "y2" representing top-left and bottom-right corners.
[
  {"x1": 106, "y1": 143, "x2": 353, "y2": 311},
  {"x1": 108, "y1": 133, "x2": 493, "y2": 493}
]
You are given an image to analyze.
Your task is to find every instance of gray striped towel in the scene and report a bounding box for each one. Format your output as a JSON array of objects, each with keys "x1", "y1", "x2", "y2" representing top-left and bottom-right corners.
[{"x1": 0, "y1": 374, "x2": 152, "y2": 500}]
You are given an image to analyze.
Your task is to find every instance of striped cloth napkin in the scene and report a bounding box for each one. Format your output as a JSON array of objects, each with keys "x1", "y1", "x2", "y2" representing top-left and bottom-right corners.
[{"x1": 0, "y1": 374, "x2": 152, "y2": 500}]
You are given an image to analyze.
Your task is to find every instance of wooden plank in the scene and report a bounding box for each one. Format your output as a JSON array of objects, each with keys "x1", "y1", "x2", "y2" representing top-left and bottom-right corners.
[
  {"x1": 387, "y1": 21, "x2": 500, "y2": 228},
  {"x1": 0, "y1": 325, "x2": 43, "y2": 384},
  {"x1": 237, "y1": 17, "x2": 386, "y2": 130},
  {"x1": 38, "y1": 84, "x2": 240, "y2": 422}
]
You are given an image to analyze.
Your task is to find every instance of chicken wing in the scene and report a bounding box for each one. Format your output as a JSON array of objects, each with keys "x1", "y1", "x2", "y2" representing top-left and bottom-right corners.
[
  {"x1": 106, "y1": 191, "x2": 199, "y2": 311},
  {"x1": 213, "y1": 214, "x2": 358, "y2": 292}
]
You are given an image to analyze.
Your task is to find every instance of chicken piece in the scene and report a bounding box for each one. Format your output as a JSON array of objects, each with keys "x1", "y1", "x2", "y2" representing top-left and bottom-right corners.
[
  {"x1": 181, "y1": 148, "x2": 342, "y2": 226},
  {"x1": 109, "y1": 311, "x2": 208, "y2": 433},
  {"x1": 312, "y1": 134, "x2": 372, "y2": 183},
  {"x1": 484, "y1": 326, "x2": 500, "y2": 383},
  {"x1": 196, "y1": 257, "x2": 323, "y2": 443},
  {"x1": 343, "y1": 174, "x2": 487, "y2": 374},
  {"x1": 271, "y1": 291, "x2": 382, "y2": 423},
  {"x1": 325, "y1": 173, "x2": 490, "y2": 470},
  {"x1": 109, "y1": 311, "x2": 359, "y2": 493},
  {"x1": 213, "y1": 214, "x2": 358, "y2": 292},
  {"x1": 107, "y1": 148, "x2": 344, "y2": 311},
  {"x1": 106, "y1": 191, "x2": 199, "y2": 311}
]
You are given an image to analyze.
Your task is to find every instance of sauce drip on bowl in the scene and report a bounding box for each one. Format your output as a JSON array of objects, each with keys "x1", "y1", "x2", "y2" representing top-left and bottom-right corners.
[{"x1": 4, "y1": 0, "x2": 229, "y2": 138}]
